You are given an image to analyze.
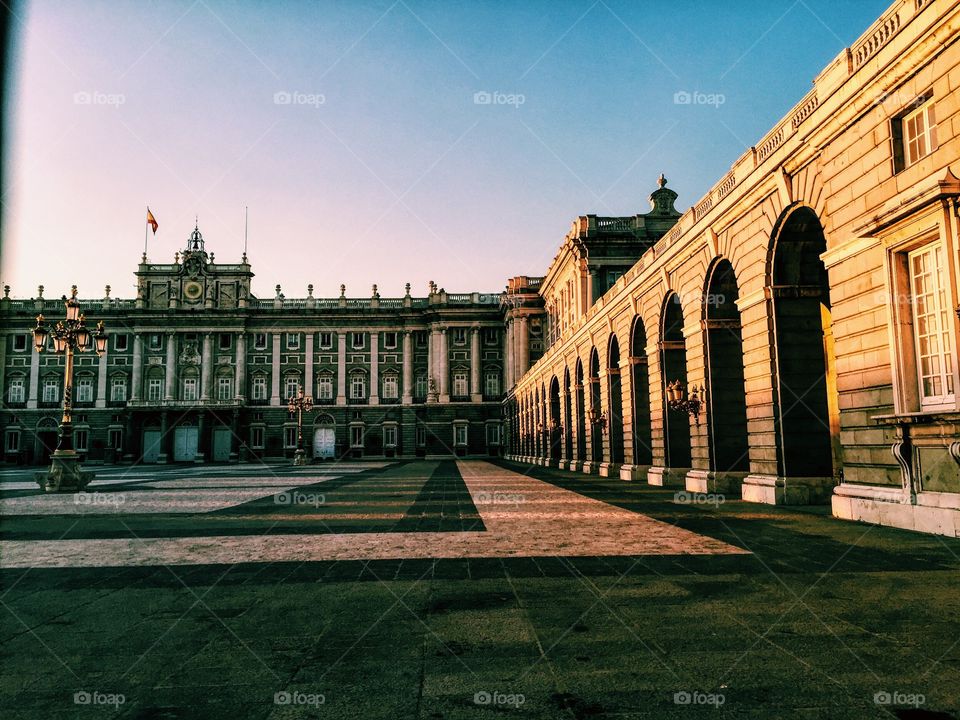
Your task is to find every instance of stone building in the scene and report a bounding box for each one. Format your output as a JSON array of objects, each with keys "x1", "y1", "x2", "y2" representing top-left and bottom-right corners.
[
  {"x1": 504, "y1": 0, "x2": 960, "y2": 537},
  {"x1": 0, "y1": 226, "x2": 509, "y2": 463}
]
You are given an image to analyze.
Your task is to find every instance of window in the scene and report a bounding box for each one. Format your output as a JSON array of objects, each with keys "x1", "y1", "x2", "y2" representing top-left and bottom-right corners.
[
  {"x1": 487, "y1": 424, "x2": 501, "y2": 445},
  {"x1": 485, "y1": 371, "x2": 500, "y2": 397},
  {"x1": 149, "y1": 334, "x2": 162, "y2": 350},
  {"x1": 108, "y1": 428, "x2": 122, "y2": 451},
  {"x1": 351, "y1": 332, "x2": 365, "y2": 349},
  {"x1": 381, "y1": 374, "x2": 398, "y2": 399},
  {"x1": 909, "y1": 243, "x2": 955, "y2": 408},
  {"x1": 284, "y1": 426, "x2": 298, "y2": 448},
  {"x1": 484, "y1": 328, "x2": 498, "y2": 345},
  {"x1": 104, "y1": 376, "x2": 123, "y2": 403},
  {"x1": 317, "y1": 375, "x2": 334, "y2": 400},
  {"x1": 217, "y1": 377, "x2": 233, "y2": 400},
  {"x1": 454, "y1": 424, "x2": 468, "y2": 446},
  {"x1": 351, "y1": 425, "x2": 364, "y2": 447},
  {"x1": 182, "y1": 377, "x2": 198, "y2": 402},
  {"x1": 284, "y1": 375, "x2": 300, "y2": 400},
  {"x1": 5, "y1": 430, "x2": 20, "y2": 453},
  {"x1": 383, "y1": 332, "x2": 398, "y2": 349},
  {"x1": 253, "y1": 333, "x2": 267, "y2": 350},
  {"x1": 383, "y1": 425, "x2": 397, "y2": 447},
  {"x1": 415, "y1": 375, "x2": 427, "y2": 398},
  {"x1": 453, "y1": 327, "x2": 467, "y2": 345},
  {"x1": 73, "y1": 429, "x2": 89, "y2": 452},
  {"x1": 113, "y1": 334, "x2": 128, "y2": 351},
  {"x1": 607, "y1": 270, "x2": 623, "y2": 291},
  {"x1": 219, "y1": 333, "x2": 232, "y2": 351},
  {"x1": 286, "y1": 333, "x2": 300, "y2": 350},
  {"x1": 319, "y1": 332, "x2": 333, "y2": 349},
  {"x1": 416, "y1": 332, "x2": 427, "y2": 347},
  {"x1": 893, "y1": 95, "x2": 937, "y2": 173},
  {"x1": 13, "y1": 335, "x2": 27, "y2": 352},
  {"x1": 42, "y1": 378, "x2": 59, "y2": 403},
  {"x1": 147, "y1": 378, "x2": 163, "y2": 402},
  {"x1": 75, "y1": 376, "x2": 93, "y2": 403},
  {"x1": 351, "y1": 374, "x2": 366, "y2": 400},
  {"x1": 453, "y1": 371, "x2": 468, "y2": 397},
  {"x1": 7, "y1": 378, "x2": 25, "y2": 404},
  {"x1": 251, "y1": 375, "x2": 268, "y2": 401},
  {"x1": 416, "y1": 426, "x2": 426, "y2": 447},
  {"x1": 250, "y1": 426, "x2": 265, "y2": 449}
]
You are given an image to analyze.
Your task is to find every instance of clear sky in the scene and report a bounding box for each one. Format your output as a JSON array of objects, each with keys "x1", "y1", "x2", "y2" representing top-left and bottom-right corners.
[{"x1": 2, "y1": 0, "x2": 889, "y2": 300}]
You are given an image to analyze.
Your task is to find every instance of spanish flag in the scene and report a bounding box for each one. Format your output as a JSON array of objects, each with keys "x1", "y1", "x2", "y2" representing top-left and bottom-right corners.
[{"x1": 146, "y1": 207, "x2": 158, "y2": 234}]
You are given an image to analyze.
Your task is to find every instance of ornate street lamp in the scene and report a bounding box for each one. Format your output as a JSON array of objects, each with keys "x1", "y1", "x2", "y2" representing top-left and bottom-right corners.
[
  {"x1": 287, "y1": 385, "x2": 314, "y2": 466},
  {"x1": 666, "y1": 380, "x2": 704, "y2": 425},
  {"x1": 587, "y1": 405, "x2": 607, "y2": 434},
  {"x1": 33, "y1": 287, "x2": 108, "y2": 492}
]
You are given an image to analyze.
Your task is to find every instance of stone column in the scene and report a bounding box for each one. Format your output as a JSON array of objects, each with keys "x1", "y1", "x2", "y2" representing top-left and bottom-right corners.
[
  {"x1": 470, "y1": 327, "x2": 482, "y2": 402},
  {"x1": 402, "y1": 331, "x2": 413, "y2": 404},
  {"x1": 164, "y1": 332, "x2": 176, "y2": 401},
  {"x1": 129, "y1": 336, "x2": 143, "y2": 402},
  {"x1": 234, "y1": 332, "x2": 246, "y2": 400},
  {"x1": 369, "y1": 331, "x2": 379, "y2": 405},
  {"x1": 438, "y1": 328, "x2": 450, "y2": 403},
  {"x1": 201, "y1": 332, "x2": 213, "y2": 400},
  {"x1": 270, "y1": 332, "x2": 281, "y2": 405},
  {"x1": 427, "y1": 328, "x2": 438, "y2": 403},
  {"x1": 304, "y1": 332, "x2": 314, "y2": 399},
  {"x1": 96, "y1": 341, "x2": 108, "y2": 408},
  {"x1": 504, "y1": 320, "x2": 513, "y2": 391},
  {"x1": 336, "y1": 331, "x2": 347, "y2": 404},
  {"x1": 519, "y1": 316, "x2": 530, "y2": 378}
]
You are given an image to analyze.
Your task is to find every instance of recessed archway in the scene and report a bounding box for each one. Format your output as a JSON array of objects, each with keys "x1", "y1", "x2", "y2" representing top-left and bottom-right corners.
[
  {"x1": 630, "y1": 316, "x2": 653, "y2": 466},
  {"x1": 661, "y1": 293, "x2": 692, "y2": 469},
  {"x1": 607, "y1": 335, "x2": 624, "y2": 466},
  {"x1": 588, "y1": 348, "x2": 602, "y2": 466},
  {"x1": 575, "y1": 359, "x2": 586, "y2": 464},
  {"x1": 549, "y1": 376, "x2": 561, "y2": 462},
  {"x1": 563, "y1": 367, "x2": 573, "y2": 462}
]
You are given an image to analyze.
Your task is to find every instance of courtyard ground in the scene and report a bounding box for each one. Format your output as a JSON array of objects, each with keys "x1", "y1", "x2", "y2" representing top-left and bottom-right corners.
[{"x1": 1, "y1": 458, "x2": 958, "y2": 719}]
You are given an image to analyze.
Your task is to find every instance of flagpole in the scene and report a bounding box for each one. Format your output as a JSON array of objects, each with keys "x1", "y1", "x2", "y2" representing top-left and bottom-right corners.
[
  {"x1": 143, "y1": 206, "x2": 148, "y2": 262},
  {"x1": 243, "y1": 205, "x2": 248, "y2": 261}
]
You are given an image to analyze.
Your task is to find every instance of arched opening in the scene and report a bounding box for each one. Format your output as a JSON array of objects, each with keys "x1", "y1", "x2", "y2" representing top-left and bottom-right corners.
[
  {"x1": 705, "y1": 259, "x2": 750, "y2": 473},
  {"x1": 563, "y1": 367, "x2": 573, "y2": 462},
  {"x1": 533, "y1": 387, "x2": 541, "y2": 458},
  {"x1": 589, "y1": 348, "x2": 602, "y2": 465},
  {"x1": 630, "y1": 317, "x2": 653, "y2": 465},
  {"x1": 770, "y1": 205, "x2": 838, "y2": 480},
  {"x1": 575, "y1": 359, "x2": 586, "y2": 463},
  {"x1": 549, "y1": 376, "x2": 561, "y2": 462},
  {"x1": 312, "y1": 413, "x2": 336, "y2": 460},
  {"x1": 607, "y1": 335, "x2": 624, "y2": 465},
  {"x1": 661, "y1": 294, "x2": 692, "y2": 469}
]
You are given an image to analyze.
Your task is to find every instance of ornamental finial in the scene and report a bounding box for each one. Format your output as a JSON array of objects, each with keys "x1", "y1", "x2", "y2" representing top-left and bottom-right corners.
[
  {"x1": 658, "y1": 173, "x2": 667, "y2": 188},
  {"x1": 70, "y1": 285, "x2": 78, "y2": 299}
]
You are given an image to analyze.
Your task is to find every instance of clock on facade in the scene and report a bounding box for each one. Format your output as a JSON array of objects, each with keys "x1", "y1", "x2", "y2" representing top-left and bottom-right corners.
[{"x1": 183, "y1": 281, "x2": 203, "y2": 301}]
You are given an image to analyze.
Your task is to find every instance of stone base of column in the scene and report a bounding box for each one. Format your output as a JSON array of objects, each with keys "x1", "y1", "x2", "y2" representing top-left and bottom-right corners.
[
  {"x1": 598, "y1": 462, "x2": 620, "y2": 478},
  {"x1": 543, "y1": 458, "x2": 561, "y2": 468},
  {"x1": 471, "y1": 393, "x2": 482, "y2": 403},
  {"x1": 439, "y1": 394, "x2": 450, "y2": 403},
  {"x1": 685, "y1": 469, "x2": 747, "y2": 495},
  {"x1": 402, "y1": 395, "x2": 413, "y2": 404},
  {"x1": 647, "y1": 466, "x2": 688, "y2": 486},
  {"x1": 369, "y1": 396, "x2": 379, "y2": 405},
  {"x1": 742, "y1": 474, "x2": 835, "y2": 505},
  {"x1": 618, "y1": 464, "x2": 650, "y2": 481},
  {"x1": 581, "y1": 462, "x2": 599, "y2": 474}
]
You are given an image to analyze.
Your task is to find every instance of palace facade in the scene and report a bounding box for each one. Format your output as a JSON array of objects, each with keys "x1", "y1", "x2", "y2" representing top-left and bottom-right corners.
[{"x1": 2, "y1": 0, "x2": 959, "y2": 538}]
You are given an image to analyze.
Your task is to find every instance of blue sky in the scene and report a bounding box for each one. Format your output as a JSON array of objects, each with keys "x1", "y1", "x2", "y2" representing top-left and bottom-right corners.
[{"x1": 2, "y1": 0, "x2": 889, "y2": 299}]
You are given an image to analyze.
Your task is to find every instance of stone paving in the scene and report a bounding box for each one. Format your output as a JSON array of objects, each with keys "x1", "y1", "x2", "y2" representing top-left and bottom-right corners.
[{"x1": 1, "y1": 459, "x2": 959, "y2": 719}]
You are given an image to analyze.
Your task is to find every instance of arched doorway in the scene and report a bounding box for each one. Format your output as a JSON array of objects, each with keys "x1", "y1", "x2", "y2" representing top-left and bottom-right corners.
[
  {"x1": 768, "y1": 205, "x2": 838, "y2": 493},
  {"x1": 704, "y1": 259, "x2": 750, "y2": 476},
  {"x1": 588, "y1": 348, "x2": 602, "y2": 468},
  {"x1": 606, "y1": 335, "x2": 624, "y2": 468},
  {"x1": 661, "y1": 294, "x2": 692, "y2": 472},
  {"x1": 549, "y1": 376, "x2": 561, "y2": 463},
  {"x1": 563, "y1": 367, "x2": 573, "y2": 464},
  {"x1": 313, "y1": 414, "x2": 336, "y2": 460},
  {"x1": 630, "y1": 317, "x2": 653, "y2": 468},
  {"x1": 575, "y1": 359, "x2": 586, "y2": 466}
]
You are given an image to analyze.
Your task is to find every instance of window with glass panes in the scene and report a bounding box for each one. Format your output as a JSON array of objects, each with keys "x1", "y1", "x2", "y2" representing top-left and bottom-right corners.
[
  {"x1": 108, "y1": 428, "x2": 122, "y2": 450},
  {"x1": 903, "y1": 99, "x2": 937, "y2": 168},
  {"x1": 250, "y1": 426, "x2": 265, "y2": 449},
  {"x1": 284, "y1": 426, "x2": 298, "y2": 448},
  {"x1": 383, "y1": 425, "x2": 397, "y2": 446},
  {"x1": 382, "y1": 374, "x2": 398, "y2": 399},
  {"x1": 111, "y1": 376, "x2": 127, "y2": 402},
  {"x1": 285, "y1": 375, "x2": 300, "y2": 400},
  {"x1": 147, "y1": 378, "x2": 163, "y2": 402},
  {"x1": 454, "y1": 425, "x2": 468, "y2": 446},
  {"x1": 42, "y1": 378, "x2": 59, "y2": 403},
  {"x1": 453, "y1": 371, "x2": 468, "y2": 397},
  {"x1": 317, "y1": 375, "x2": 333, "y2": 400},
  {"x1": 7, "y1": 378, "x2": 24, "y2": 404},
  {"x1": 485, "y1": 371, "x2": 500, "y2": 396},
  {"x1": 217, "y1": 377, "x2": 233, "y2": 400},
  {"x1": 415, "y1": 375, "x2": 427, "y2": 398},
  {"x1": 909, "y1": 243, "x2": 955, "y2": 408},
  {"x1": 351, "y1": 425, "x2": 364, "y2": 447},
  {"x1": 251, "y1": 375, "x2": 267, "y2": 400},
  {"x1": 351, "y1": 374, "x2": 366, "y2": 399},
  {"x1": 182, "y1": 377, "x2": 198, "y2": 401},
  {"x1": 75, "y1": 377, "x2": 93, "y2": 403}
]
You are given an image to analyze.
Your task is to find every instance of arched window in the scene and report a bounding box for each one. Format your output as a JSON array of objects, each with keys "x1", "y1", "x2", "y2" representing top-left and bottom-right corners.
[
  {"x1": 145, "y1": 367, "x2": 164, "y2": 402},
  {"x1": 181, "y1": 367, "x2": 200, "y2": 402},
  {"x1": 216, "y1": 369, "x2": 233, "y2": 401}
]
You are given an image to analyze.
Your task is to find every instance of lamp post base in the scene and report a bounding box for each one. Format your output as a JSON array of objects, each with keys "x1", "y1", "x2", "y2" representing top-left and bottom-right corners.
[
  {"x1": 35, "y1": 451, "x2": 93, "y2": 493},
  {"x1": 293, "y1": 449, "x2": 308, "y2": 466}
]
